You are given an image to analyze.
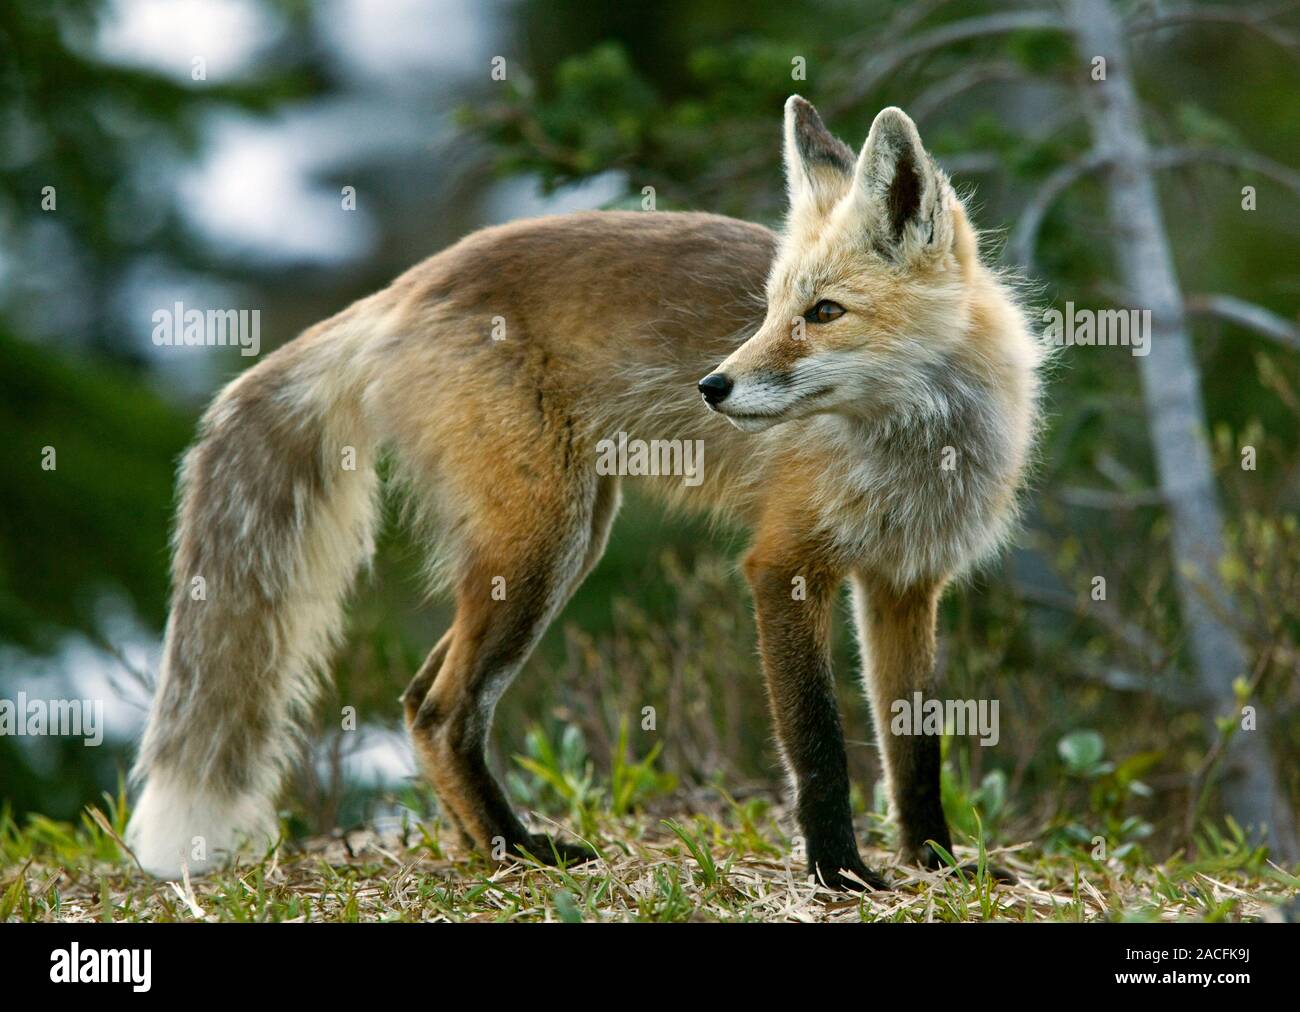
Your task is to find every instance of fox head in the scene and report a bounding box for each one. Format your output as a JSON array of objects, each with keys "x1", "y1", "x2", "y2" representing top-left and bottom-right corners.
[{"x1": 699, "y1": 97, "x2": 978, "y2": 431}]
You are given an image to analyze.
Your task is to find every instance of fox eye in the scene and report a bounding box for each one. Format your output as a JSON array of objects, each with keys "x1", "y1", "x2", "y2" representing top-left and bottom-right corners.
[{"x1": 804, "y1": 300, "x2": 845, "y2": 324}]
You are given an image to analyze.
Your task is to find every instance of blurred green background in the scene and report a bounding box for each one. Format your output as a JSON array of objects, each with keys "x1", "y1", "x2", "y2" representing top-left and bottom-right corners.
[{"x1": 1, "y1": 0, "x2": 1297, "y2": 868}]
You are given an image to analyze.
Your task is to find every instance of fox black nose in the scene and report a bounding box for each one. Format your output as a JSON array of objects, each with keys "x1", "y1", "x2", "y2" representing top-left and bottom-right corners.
[{"x1": 698, "y1": 373, "x2": 733, "y2": 406}]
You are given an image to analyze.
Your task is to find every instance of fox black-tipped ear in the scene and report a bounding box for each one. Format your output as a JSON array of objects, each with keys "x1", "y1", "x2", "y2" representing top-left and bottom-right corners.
[
  {"x1": 852, "y1": 106, "x2": 952, "y2": 261},
  {"x1": 783, "y1": 95, "x2": 854, "y2": 218}
]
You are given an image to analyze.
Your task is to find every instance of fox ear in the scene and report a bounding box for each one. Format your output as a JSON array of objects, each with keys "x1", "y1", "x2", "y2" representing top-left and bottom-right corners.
[
  {"x1": 852, "y1": 107, "x2": 951, "y2": 261},
  {"x1": 783, "y1": 95, "x2": 854, "y2": 218}
]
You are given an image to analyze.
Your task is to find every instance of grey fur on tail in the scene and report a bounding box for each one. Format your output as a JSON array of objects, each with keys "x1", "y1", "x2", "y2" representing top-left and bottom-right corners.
[{"x1": 127, "y1": 329, "x2": 379, "y2": 877}]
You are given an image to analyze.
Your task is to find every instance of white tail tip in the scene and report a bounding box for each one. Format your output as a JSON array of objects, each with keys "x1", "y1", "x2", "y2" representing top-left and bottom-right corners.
[{"x1": 126, "y1": 771, "x2": 278, "y2": 879}]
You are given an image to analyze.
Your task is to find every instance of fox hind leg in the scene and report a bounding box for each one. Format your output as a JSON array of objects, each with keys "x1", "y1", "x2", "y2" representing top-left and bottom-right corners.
[
  {"x1": 401, "y1": 629, "x2": 452, "y2": 726},
  {"x1": 405, "y1": 476, "x2": 616, "y2": 867},
  {"x1": 403, "y1": 479, "x2": 619, "y2": 859},
  {"x1": 401, "y1": 629, "x2": 479, "y2": 849},
  {"x1": 402, "y1": 476, "x2": 620, "y2": 726}
]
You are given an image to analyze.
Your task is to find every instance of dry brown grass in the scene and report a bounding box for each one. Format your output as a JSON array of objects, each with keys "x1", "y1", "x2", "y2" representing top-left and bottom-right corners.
[{"x1": 6, "y1": 793, "x2": 1296, "y2": 923}]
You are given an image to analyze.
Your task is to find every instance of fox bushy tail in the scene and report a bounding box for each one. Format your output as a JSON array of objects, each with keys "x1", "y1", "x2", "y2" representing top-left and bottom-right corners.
[{"x1": 127, "y1": 324, "x2": 380, "y2": 877}]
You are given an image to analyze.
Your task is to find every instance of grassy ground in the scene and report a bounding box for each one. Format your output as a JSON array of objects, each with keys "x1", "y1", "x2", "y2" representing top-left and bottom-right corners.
[
  {"x1": 6, "y1": 537, "x2": 1296, "y2": 923},
  {"x1": 3, "y1": 786, "x2": 1297, "y2": 923}
]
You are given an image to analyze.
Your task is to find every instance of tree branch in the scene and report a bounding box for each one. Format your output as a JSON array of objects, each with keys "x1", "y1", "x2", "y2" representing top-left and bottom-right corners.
[
  {"x1": 1007, "y1": 149, "x2": 1110, "y2": 268},
  {"x1": 1054, "y1": 486, "x2": 1166, "y2": 510},
  {"x1": 836, "y1": 10, "x2": 1068, "y2": 112},
  {"x1": 1009, "y1": 145, "x2": 1300, "y2": 268},
  {"x1": 1014, "y1": 581, "x2": 1174, "y2": 675},
  {"x1": 936, "y1": 151, "x2": 1004, "y2": 176},
  {"x1": 1149, "y1": 145, "x2": 1300, "y2": 200},
  {"x1": 1129, "y1": 2, "x2": 1300, "y2": 58},
  {"x1": 910, "y1": 60, "x2": 1036, "y2": 123},
  {"x1": 873, "y1": 0, "x2": 961, "y2": 47},
  {"x1": 1186, "y1": 293, "x2": 1300, "y2": 351},
  {"x1": 1064, "y1": 0, "x2": 1296, "y2": 862},
  {"x1": 1066, "y1": 663, "x2": 1196, "y2": 703}
]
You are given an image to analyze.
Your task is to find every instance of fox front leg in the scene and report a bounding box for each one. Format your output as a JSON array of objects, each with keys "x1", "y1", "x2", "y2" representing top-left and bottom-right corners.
[
  {"x1": 744, "y1": 543, "x2": 888, "y2": 891},
  {"x1": 850, "y1": 574, "x2": 953, "y2": 867}
]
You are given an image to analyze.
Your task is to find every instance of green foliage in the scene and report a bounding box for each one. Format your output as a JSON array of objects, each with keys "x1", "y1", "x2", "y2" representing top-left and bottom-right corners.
[
  {"x1": 1, "y1": 760, "x2": 1293, "y2": 922},
  {"x1": 609, "y1": 718, "x2": 678, "y2": 816},
  {"x1": 1005, "y1": 29, "x2": 1074, "y2": 74},
  {"x1": 1175, "y1": 103, "x2": 1244, "y2": 149},
  {"x1": 0, "y1": 0, "x2": 339, "y2": 351},
  {"x1": 509, "y1": 718, "x2": 676, "y2": 834},
  {"x1": 467, "y1": 43, "x2": 658, "y2": 189},
  {"x1": 0, "y1": 331, "x2": 190, "y2": 649},
  {"x1": 1, "y1": 779, "x2": 128, "y2": 870},
  {"x1": 1058, "y1": 729, "x2": 1107, "y2": 776},
  {"x1": 662, "y1": 817, "x2": 723, "y2": 888},
  {"x1": 942, "y1": 760, "x2": 1010, "y2": 843},
  {"x1": 1048, "y1": 730, "x2": 1157, "y2": 864}
]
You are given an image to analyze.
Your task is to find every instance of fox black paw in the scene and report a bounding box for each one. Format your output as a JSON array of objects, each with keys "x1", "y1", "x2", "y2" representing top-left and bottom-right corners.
[
  {"x1": 512, "y1": 834, "x2": 598, "y2": 867},
  {"x1": 959, "y1": 861, "x2": 1017, "y2": 884},
  {"x1": 911, "y1": 843, "x2": 1016, "y2": 884},
  {"x1": 809, "y1": 854, "x2": 890, "y2": 892}
]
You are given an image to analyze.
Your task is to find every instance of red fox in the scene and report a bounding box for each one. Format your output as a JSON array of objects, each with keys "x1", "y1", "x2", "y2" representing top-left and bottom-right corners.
[{"x1": 127, "y1": 98, "x2": 1042, "y2": 889}]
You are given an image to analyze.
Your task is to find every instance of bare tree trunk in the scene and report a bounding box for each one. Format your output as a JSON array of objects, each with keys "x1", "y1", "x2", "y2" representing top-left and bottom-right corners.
[{"x1": 1064, "y1": 0, "x2": 1296, "y2": 861}]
